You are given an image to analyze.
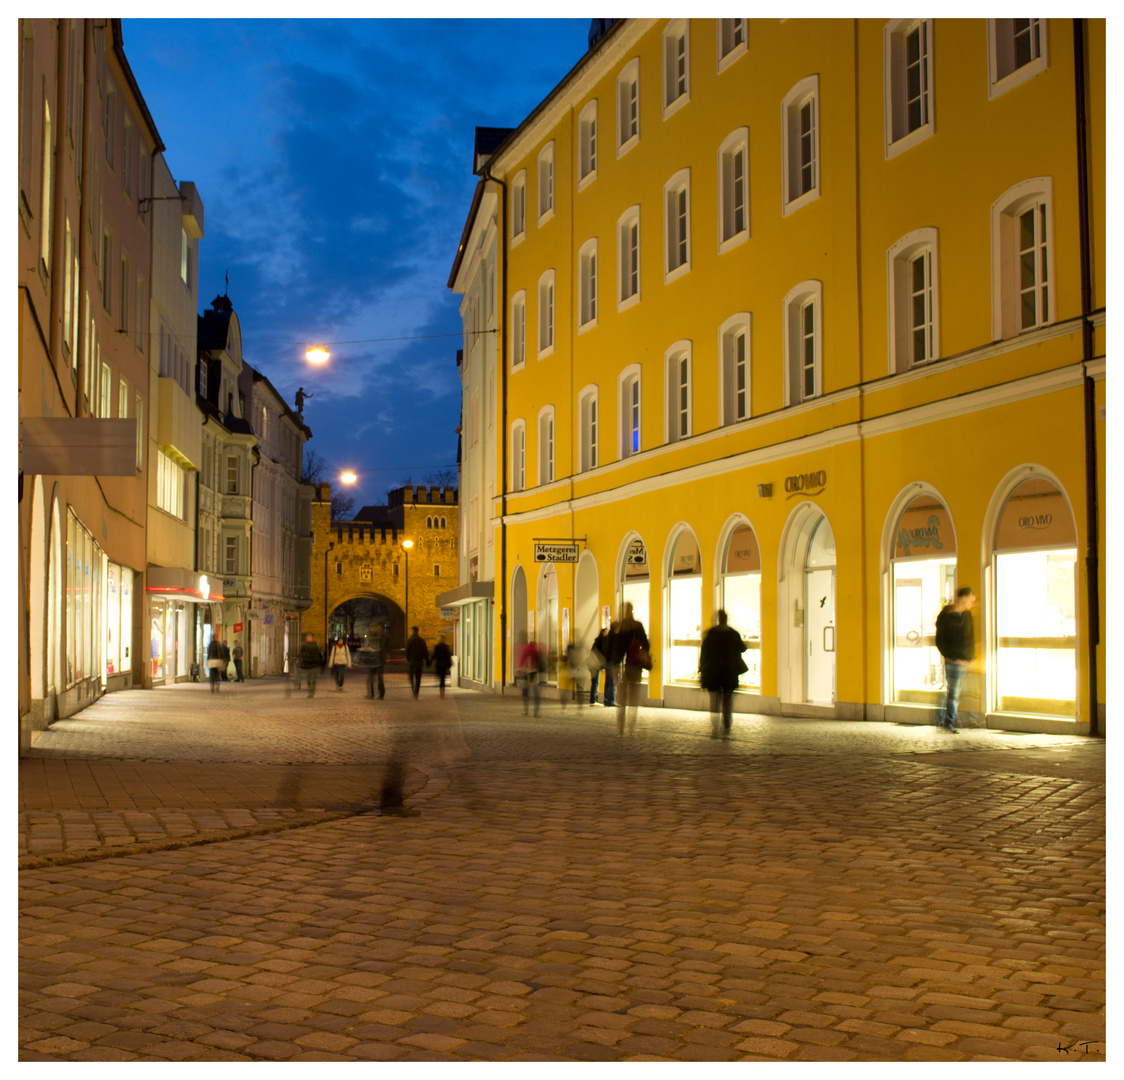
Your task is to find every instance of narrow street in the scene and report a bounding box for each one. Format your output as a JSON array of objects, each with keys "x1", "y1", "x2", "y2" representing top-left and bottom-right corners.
[{"x1": 20, "y1": 674, "x2": 1105, "y2": 1062}]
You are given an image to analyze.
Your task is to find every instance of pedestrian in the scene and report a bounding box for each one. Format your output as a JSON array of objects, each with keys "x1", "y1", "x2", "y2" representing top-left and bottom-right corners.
[
  {"x1": 516, "y1": 633, "x2": 543, "y2": 716},
  {"x1": 565, "y1": 639, "x2": 588, "y2": 712},
  {"x1": 612, "y1": 603, "x2": 650, "y2": 735},
  {"x1": 206, "y1": 637, "x2": 223, "y2": 694},
  {"x1": 405, "y1": 626, "x2": 429, "y2": 699},
  {"x1": 232, "y1": 641, "x2": 244, "y2": 682},
  {"x1": 370, "y1": 620, "x2": 390, "y2": 698},
  {"x1": 432, "y1": 634, "x2": 453, "y2": 698},
  {"x1": 587, "y1": 628, "x2": 607, "y2": 706},
  {"x1": 328, "y1": 636, "x2": 351, "y2": 691},
  {"x1": 220, "y1": 639, "x2": 231, "y2": 681},
  {"x1": 699, "y1": 609, "x2": 748, "y2": 739},
  {"x1": 601, "y1": 623, "x2": 619, "y2": 708},
  {"x1": 935, "y1": 586, "x2": 976, "y2": 733},
  {"x1": 298, "y1": 633, "x2": 322, "y2": 698}
]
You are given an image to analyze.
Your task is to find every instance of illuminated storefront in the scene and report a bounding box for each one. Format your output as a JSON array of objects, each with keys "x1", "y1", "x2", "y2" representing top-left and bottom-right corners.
[
  {"x1": 619, "y1": 536, "x2": 650, "y2": 688},
  {"x1": 145, "y1": 569, "x2": 222, "y2": 686},
  {"x1": 720, "y1": 523, "x2": 762, "y2": 691},
  {"x1": 667, "y1": 531, "x2": 702, "y2": 683}
]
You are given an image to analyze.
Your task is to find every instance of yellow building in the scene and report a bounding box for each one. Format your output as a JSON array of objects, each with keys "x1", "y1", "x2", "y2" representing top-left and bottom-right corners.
[{"x1": 449, "y1": 18, "x2": 1105, "y2": 734}]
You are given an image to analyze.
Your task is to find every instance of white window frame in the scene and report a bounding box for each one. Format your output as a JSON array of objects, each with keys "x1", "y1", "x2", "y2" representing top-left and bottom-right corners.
[
  {"x1": 537, "y1": 270, "x2": 555, "y2": 358},
  {"x1": 537, "y1": 405, "x2": 555, "y2": 486},
  {"x1": 578, "y1": 385, "x2": 599, "y2": 473},
  {"x1": 884, "y1": 19, "x2": 935, "y2": 158},
  {"x1": 618, "y1": 364, "x2": 642, "y2": 460},
  {"x1": 781, "y1": 75, "x2": 820, "y2": 216},
  {"x1": 578, "y1": 238, "x2": 598, "y2": 332},
  {"x1": 887, "y1": 227, "x2": 941, "y2": 374},
  {"x1": 717, "y1": 18, "x2": 747, "y2": 72},
  {"x1": 578, "y1": 100, "x2": 598, "y2": 190},
  {"x1": 782, "y1": 280, "x2": 823, "y2": 406},
  {"x1": 511, "y1": 290, "x2": 527, "y2": 371},
  {"x1": 537, "y1": 141, "x2": 555, "y2": 224},
  {"x1": 718, "y1": 127, "x2": 750, "y2": 252},
  {"x1": 664, "y1": 168, "x2": 691, "y2": 282},
  {"x1": 617, "y1": 205, "x2": 641, "y2": 311},
  {"x1": 662, "y1": 19, "x2": 691, "y2": 118},
  {"x1": 511, "y1": 420, "x2": 526, "y2": 493},
  {"x1": 988, "y1": 18, "x2": 1048, "y2": 100},
  {"x1": 511, "y1": 169, "x2": 527, "y2": 246},
  {"x1": 616, "y1": 57, "x2": 640, "y2": 156},
  {"x1": 664, "y1": 340, "x2": 692, "y2": 444},
  {"x1": 991, "y1": 177, "x2": 1055, "y2": 341},
  {"x1": 719, "y1": 312, "x2": 752, "y2": 427}
]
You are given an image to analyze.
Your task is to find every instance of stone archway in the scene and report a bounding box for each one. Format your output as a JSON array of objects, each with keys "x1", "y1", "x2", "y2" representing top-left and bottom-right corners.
[{"x1": 328, "y1": 592, "x2": 406, "y2": 651}]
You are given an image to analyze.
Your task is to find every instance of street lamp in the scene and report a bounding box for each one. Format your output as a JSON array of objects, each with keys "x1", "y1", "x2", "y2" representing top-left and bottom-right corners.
[
  {"x1": 323, "y1": 540, "x2": 335, "y2": 647},
  {"x1": 401, "y1": 539, "x2": 413, "y2": 640},
  {"x1": 340, "y1": 471, "x2": 357, "y2": 485},
  {"x1": 306, "y1": 345, "x2": 330, "y2": 365}
]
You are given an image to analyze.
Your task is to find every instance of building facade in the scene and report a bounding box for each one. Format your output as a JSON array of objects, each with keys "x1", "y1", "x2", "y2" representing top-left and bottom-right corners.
[
  {"x1": 449, "y1": 18, "x2": 1106, "y2": 734},
  {"x1": 19, "y1": 19, "x2": 164, "y2": 746},
  {"x1": 307, "y1": 485, "x2": 460, "y2": 659}
]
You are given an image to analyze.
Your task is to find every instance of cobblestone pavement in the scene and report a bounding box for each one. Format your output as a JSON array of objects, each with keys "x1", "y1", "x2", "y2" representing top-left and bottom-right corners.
[{"x1": 19, "y1": 674, "x2": 1105, "y2": 1062}]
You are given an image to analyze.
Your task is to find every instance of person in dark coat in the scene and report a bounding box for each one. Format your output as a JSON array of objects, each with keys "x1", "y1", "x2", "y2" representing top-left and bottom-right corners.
[
  {"x1": 699, "y1": 609, "x2": 748, "y2": 739},
  {"x1": 220, "y1": 639, "x2": 231, "y2": 681},
  {"x1": 354, "y1": 621, "x2": 390, "y2": 699},
  {"x1": 432, "y1": 635, "x2": 453, "y2": 698},
  {"x1": 232, "y1": 642, "x2": 245, "y2": 682},
  {"x1": 206, "y1": 637, "x2": 223, "y2": 694},
  {"x1": 612, "y1": 603, "x2": 649, "y2": 736},
  {"x1": 935, "y1": 587, "x2": 976, "y2": 733},
  {"x1": 591, "y1": 624, "x2": 617, "y2": 706},
  {"x1": 297, "y1": 633, "x2": 322, "y2": 697},
  {"x1": 405, "y1": 626, "x2": 429, "y2": 699}
]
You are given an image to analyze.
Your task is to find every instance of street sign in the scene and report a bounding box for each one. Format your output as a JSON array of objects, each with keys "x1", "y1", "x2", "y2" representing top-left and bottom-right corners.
[
  {"x1": 439, "y1": 606, "x2": 457, "y2": 620},
  {"x1": 534, "y1": 542, "x2": 579, "y2": 563}
]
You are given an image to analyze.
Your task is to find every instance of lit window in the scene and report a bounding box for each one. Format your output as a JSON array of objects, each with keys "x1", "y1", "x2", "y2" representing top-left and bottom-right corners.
[
  {"x1": 782, "y1": 75, "x2": 820, "y2": 215},
  {"x1": 783, "y1": 280, "x2": 823, "y2": 406},
  {"x1": 617, "y1": 206, "x2": 641, "y2": 309},
  {"x1": 718, "y1": 128, "x2": 749, "y2": 250},
  {"x1": 664, "y1": 169, "x2": 691, "y2": 280},
  {"x1": 578, "y1": 100, "x2": 597, "y2": 187},
  {"x1": 579, "y1": 239, "x2": 598, "y2": 330},
  {"x1": 888, "y1": 228, "x2": 940, "y2": 372},
  {"x1": 617, "y1": 57, "x2": 640, "y2": 154},
  {"x1": 719, "y1": 313, "x2": 751, "y2": 425},
  {"x1": 662, "y1": 19, "x2": 690, "y2": 116},
  {"x1": 988, "y1": 18, "x2": 1048, "y2": 98}
]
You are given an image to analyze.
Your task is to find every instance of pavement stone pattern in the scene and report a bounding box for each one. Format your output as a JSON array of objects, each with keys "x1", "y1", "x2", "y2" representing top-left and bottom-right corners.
[{"x1": 20, "y1": 674, "x2": 1105, "y2": 1062}]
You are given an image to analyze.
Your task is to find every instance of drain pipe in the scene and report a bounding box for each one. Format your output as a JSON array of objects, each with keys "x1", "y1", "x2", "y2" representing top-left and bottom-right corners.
[
  {"x1": 481, "y1": 164, "x2": 509, "y2": 694},
  {"x1": 1073, "y1": 18, "x2": 1100, "y2": 736}
]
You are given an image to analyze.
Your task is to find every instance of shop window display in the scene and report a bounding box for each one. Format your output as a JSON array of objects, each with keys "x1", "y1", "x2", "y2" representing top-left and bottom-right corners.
[
  {"x1": 994, "y1": 478, "x2": 1076, "y2": 716},
  {"x1": 667, "y1": 531, "x2": 702, "y2": 682},
  {"x1": 890, "y1": 494, "x2": 957, "y2": 704},
  {"x1": 721, "y1": 524, "x2": 762, "y2": 690},
  {"x1": 621, "y1": 536, "x2": 650, "y2": 684}
]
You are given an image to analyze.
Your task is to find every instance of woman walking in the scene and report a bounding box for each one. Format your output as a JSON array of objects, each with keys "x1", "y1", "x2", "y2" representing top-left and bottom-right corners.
[
  {"x1": 612, "y1": 602, "x2": 650, "y2": 735},
  {"x1": 206, "y1": 637, "x2": 223, "y2": 694},
  {"x1": 328, "y1": 637, "x2": 351, "y2": 691}
]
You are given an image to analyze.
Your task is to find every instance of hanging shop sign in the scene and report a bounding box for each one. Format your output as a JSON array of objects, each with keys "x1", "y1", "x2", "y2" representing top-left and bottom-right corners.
[
  {"x1": 440, "y1": 606, "x2": 458, "y2": 621},
  {"x1": 626, "y1": 540, "x2": 647, "y2": 565},
  {"x1": 784, "y1": 469, "x2": 828, "y2": 498},
  {"x1": 233, "y1": 622, "x2": 244, "y2": 633},
  {"x1": 263, "y1": 614, "x2": 274, "y2": 626},
  {"x1": 534, "y1": 542, "x2": 579, "y2": 563},
  {"x1": 247, "y1": 610, "x2": 262, "y2": 620}
]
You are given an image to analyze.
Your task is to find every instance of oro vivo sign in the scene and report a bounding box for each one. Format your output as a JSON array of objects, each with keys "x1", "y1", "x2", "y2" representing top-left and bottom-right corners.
[{"x1": 785, "y1": 470, "x2": 827, "y2": 498}]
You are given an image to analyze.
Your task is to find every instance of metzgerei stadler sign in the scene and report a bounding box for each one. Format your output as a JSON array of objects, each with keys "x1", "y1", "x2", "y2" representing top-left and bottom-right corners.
[{"x1": 534, "y1": 543, "x2": 579, "y2": 563}]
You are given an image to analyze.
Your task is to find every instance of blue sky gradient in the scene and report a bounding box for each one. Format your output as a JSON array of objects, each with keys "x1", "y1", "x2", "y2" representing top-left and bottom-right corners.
[{"x1": 122, "y1": 17, "x2": 589, "y2": 505}]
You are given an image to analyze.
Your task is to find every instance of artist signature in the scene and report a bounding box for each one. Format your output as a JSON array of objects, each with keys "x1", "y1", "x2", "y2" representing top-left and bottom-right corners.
[{"x1": 1056, "y1": 1040, "x2": 1101, "y2": 1056}]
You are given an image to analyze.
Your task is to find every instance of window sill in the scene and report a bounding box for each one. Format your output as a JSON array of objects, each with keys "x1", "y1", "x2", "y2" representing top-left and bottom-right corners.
[
  {"x1": 782, "y1": 188, "x2": 820, "y2": 218},
  {"x1": 577, "y1": 170, "x2": 597, "y2": 193},
  {"x1": 718, "y1": 230, "x2": 749, "y2": 256},
  {"x1": 718, "y1": 43, "x2": 747, "y2": 73},
  {"x1": 664, "y1": 262, "x2": 691, "y2": 286},
  {"x1": 886, "y1": 123, "x2": 934, "y2": 160},
  {"x1": 577, "y1": 317, "x2": 598, "y2": 336},
  {"x1": 616, "y1": 134, "x2": 639, "y2": 159},
  {"x1": 662, "y1": 93, "x2": 689, "y2": 121},
  {"x1": 537, "y1": 208, "x2": 555, "y2": 228},
  {"x1": 617, "y1": 293, "x2": 641, "y2": 314},
  {"x1": 510, "y1": 231, "x2": 525, "y2": 250},
  {"x1": 537, "y1": 345, "x2": 555, "y2": 361},
  {"x1": 989, "y1": 57, "x2": 1048, "y2": 100}
]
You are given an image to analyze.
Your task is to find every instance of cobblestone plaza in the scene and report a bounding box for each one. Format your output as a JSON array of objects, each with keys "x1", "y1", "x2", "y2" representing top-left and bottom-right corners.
[{"x1": 19, "y1": 674, "x2": 1105, "y2": 1062}]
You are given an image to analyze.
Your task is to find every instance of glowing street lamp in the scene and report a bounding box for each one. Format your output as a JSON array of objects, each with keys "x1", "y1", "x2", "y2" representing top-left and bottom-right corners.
[
  {"x1": 340, "y1": 471, "x2": 357, "y2": 485},
  {"x1": 306, "y1": 344, "x2": 330, "y2": 365},
  {"x1": 401, "y1": 539, "x2": 414, "y2": 634}
]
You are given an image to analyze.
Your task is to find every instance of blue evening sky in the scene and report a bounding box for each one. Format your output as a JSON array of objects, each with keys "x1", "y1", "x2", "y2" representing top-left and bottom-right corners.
[{"x1": 121, "y1": 17, "x2": 590, "y2": 507}]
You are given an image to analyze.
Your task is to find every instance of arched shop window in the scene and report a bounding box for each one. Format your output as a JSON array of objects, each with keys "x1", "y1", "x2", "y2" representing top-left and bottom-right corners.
[
  {"x1": 890, "y1": 493, "x2": 957, "y2": 704},
  {"x1": 537, "y1": 562, "x2": 560, "y2": 684},
  {"x1": 620, "y1": 535, "x2": 650, "y2": 685},
  {"x1": 667, "y1": 530, "x2": 702, "y2": 682},
  {"x1": 721, "y1": 523, "x2": 762, "y2": 691},
  {"x1": 994, "y1": 478, "x2": 1077, "y2": 716}
]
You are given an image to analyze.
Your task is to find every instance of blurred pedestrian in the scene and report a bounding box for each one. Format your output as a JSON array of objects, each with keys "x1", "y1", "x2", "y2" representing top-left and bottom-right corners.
[
  {"x1": 565, "y1": 640, "x2": 588, "y2": 712},
  {"x1": 700, "y1": 609, "x2": 748, "y2": 739},
  {"x1": 516, "y1": 633, "x2": 543, "y2": 716},
  {"x1": 297, "y1": 633, "x2": 322, "y2": 697},
  {"x1": 328, "y1": 636, "x2": 351, "y2": 691},
  {"x1": 587, "y1": 628, "x2": 606, "y2": 706},
  {"x1": 612, "y1": 603, "x2": 649, "y2": 735},
  {"x1": 432, "y1": 634, "x2": 453, "y2": 698},
  {"x1": 232, "y1": 641, "x2": 244, "y2": 682},
  {"x1": 406, "y1": 626, "x2": 429, "y2": 699},
  {"x1": 935, "y1": 587, "x2": 976, "y2": 733},
  {"x1": 206, "y1": 637, "x2": 223, "y2": 694},
  {"x1": 220, "y1": 639, "x2": 231, "y2": 681}
]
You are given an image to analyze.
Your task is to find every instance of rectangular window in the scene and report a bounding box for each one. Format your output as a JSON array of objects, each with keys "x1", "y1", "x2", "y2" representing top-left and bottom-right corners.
[
  {"x1": 579, "y1": 102, "x2": 597, "y2": 184},
  {"x1": 118, "y1": 378, "x2": 128, "y2": 419},
  {"x1": 617, "y1": 59, "x2": 640, "y2": 152},
  {"x1": 910, "y1": 250, "x2": 934, "y2": 363},
  {"x1": 886, "y1": 20, "x2": 935, "y2": 155},
  {"x1": 122, "y1": 114, "x2": 134, "y2": 195},
  {"x1": 39, "y1": 97, "x2": 53, "y2": 271},
  {"x1": 100, "y1": 229, "x2": 112, "y2": 313},
  {"x1": 905, "y1": 23, "x2": 929, "y2": 134},
  {"x1": 136, "y1": 274, "x2": 146, "y2": 354},
  {"x1": 119, "y1": 255, "x2": 129, "y2": 332},
  {"x1": 181, "y1": 227, "x2": 189, "y2": 284},
  {"x1": 719, "y1": 130, "x2": 749, "y2": 247},
  {"x1": 512, "y1": 423, "x2": 526, "y2": 492},
  {"x1": 104, "y1": 80, "x2": 116, "y2": 166},
  {"x1": 668, "y1": 353, "x2": 690, "y2": 443},
  {"x1": 1019, "y1": 204, "x2": 1049, "y2": 331},
  {"x1": 100, "y1": 363, "x2": 112, "y2": 418},
  {"x1": 580, "y1": 393, "x2": 598, "y2": 473},
  {"x1": 718, "y1": 18, "x2": 746, "y2": 64},
  {"x1": 665, "y1": 173, "x2": 691, "y2": 278},
  {"x1": 579, "y1": 243, "x2": 597, "y2": 328},
  {"x1": 783, "y1": 77, "x2": 820, "y2": 213},
  {"x1": 538, "y1": 143, "x2": 554, "y2": 221},
  {"x1": 63, "y1": 219, "x2": 74, "y2": 350},
  {"x1": 511, "y1": 171, "x2": 526, "y2": 242},
  {"x1": 538, "y1": 273, "x2": 555, "y2": 355},
  {"x1": 801, "y1": 300, "x2": 816, "y2": 400},
  {"x1": 135, "y1": 394, "x2": 143, "y2": 470},
  {"x1": 799, "y1": 101, "x2": 815, "y2": 196},
  {"x1": 226, "y1": 455, "x2": 239, "y2": 495},
  {"x1": 157, "y1": 449, "x2": 185, "y2": 519},
  {"x1": 619, "y1": 211, "x2": 640, "y2": 305},
  {"x1": 512, "y1": 293, "x2": 526, "y2": 368},
  {"x1": 663, "y1": 20, "x2": 689, "y2": 113},
  {"x1": 538, "y1": 411, "x2": 554, "y2": 486},
  {"x1": 629, "y1": 378, "x2": 641, "y2": 454},
  {"x1": 225, "y1": 536, "x2": 238, "y2": 575}
]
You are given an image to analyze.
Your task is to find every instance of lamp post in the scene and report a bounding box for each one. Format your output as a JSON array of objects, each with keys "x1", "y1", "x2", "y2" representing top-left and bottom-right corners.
[
  {"x1": 323, "y1": 540, "x2": 335, "y2": 647},
  {"x1": 401, "y1": 539, "x2": 413, "y2": 642}
]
